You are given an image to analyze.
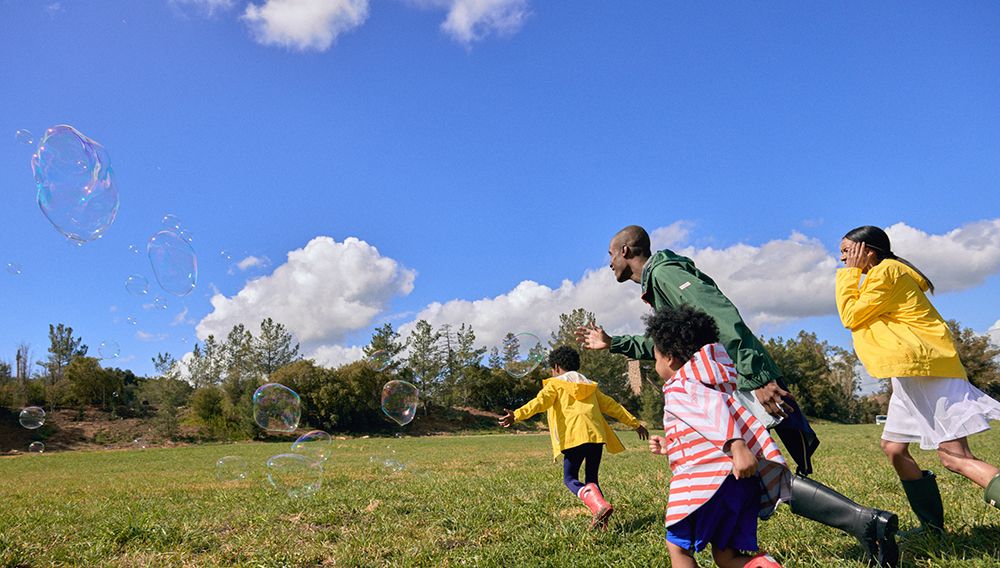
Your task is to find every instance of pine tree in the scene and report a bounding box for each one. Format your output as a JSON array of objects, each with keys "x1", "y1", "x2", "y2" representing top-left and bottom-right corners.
[{"x1": 255, "y1": 318, "x2": 301, "y2": 376}]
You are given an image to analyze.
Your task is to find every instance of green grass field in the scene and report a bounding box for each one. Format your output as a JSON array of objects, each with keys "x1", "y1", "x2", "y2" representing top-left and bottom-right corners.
[{"x1": 2, "y1": 424, "x2": 999, "y2": 567}]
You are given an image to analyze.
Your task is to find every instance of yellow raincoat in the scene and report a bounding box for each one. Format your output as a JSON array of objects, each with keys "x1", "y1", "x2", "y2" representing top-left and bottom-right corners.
[
  {"x1": 512, "y1": 371, "x2": 641, "y2": 458},
  {"x1": 835, "y1": 259, "x2": 966, "y2": 380}
]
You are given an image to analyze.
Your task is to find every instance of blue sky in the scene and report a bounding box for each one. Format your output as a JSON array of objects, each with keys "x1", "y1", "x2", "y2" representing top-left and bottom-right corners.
[{"x1": 2, "y1": 1, "x2": 999, "y2": 381}]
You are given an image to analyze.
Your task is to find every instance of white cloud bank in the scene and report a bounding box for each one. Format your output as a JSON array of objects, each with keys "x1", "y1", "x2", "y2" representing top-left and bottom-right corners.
[
  {"x1": 242, "y1": 0, "x2": 369, "y2": 51},
  {"x1": 194, "y1": 219, "x2": 1000, "y2": 367},
  {"x1": 196, "y1": 236, "x2": 415, "y2": 346}
]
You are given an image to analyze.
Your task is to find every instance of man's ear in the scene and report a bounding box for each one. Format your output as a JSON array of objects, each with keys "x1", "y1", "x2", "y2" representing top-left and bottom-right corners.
[{"x1": 621, "y1": 244, "x2": 632, "y2": 259}]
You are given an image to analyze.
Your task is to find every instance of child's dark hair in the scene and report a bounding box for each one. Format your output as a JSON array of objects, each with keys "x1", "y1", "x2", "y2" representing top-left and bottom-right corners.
[
  {"x1": 548, "y1": 345, "x2": 581, "y2": 372},
  {"x1": 643, "y1": 305, "x2": 720, "y2": 362},
  {"x1": 843, "y1": 225, "x2": 935, "y2": 294}
]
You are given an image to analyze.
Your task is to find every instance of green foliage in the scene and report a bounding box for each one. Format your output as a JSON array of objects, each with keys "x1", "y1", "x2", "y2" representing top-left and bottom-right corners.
[
  {"x1": 948, "y1": 320, "x2": 1000, "y2": 397},
  {"x1": 550, "y1": 308, "x2": 637, "y2": 411},
  {"x1": 39, "y1": 323, "x2": 88, "y2": 385}
]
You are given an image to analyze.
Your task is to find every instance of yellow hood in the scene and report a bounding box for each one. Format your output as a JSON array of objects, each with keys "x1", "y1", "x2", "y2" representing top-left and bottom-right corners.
[{"x1": 543, "y1": 371, "x2": 597, "y2": 401}]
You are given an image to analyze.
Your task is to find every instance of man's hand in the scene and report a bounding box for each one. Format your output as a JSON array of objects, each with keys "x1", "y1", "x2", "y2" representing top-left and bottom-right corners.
[
  {"x1": 498, "y1": 409, "x2": 515, "y2": 428},
  {"x1": 753, "y1": 381, "x2": 793, "y2": 419},
  {"x1": 728, "y1": 439, "x2": 758, "y2": 479},
  {"x1": 574, "y1": 325, "x2": 611, "y2": 351},
  {"x1": 636, "y1": 425, "x2": 649, "y2": 441},
  {"x1": 648, "y1": 435, "x2": 669, "y2": 456}
]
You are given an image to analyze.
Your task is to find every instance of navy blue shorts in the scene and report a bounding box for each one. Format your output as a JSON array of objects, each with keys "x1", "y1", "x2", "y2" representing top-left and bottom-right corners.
[{"x1": 665, "y1": 475, "x2": 760, "y2": 553}]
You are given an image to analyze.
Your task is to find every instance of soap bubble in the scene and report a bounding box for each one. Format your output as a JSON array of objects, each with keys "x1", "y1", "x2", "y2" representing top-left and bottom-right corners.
[
  {"x1": 161, "y1": 213, "x2": 182, "y2": 230},
  {"x1": 128, "y1": 244, "x2": 141, "y2": 255},
  {"x1": 266, "y1": 453, "x2": 322, "y2": 498},
  {"x1": 147, "y1": 230, "x2": 197, "y2": 296},
  {"x1": 367, "y1": 349, "x2": 393, "y2": 372},
  {"x1": 252, "y1": 383, "x2": 301, "y2": 433},
  {"x1": 19, "y1": 407, "x2": 45, "y2": 429},
  {"x1": 291, "y1": 430, "x2": 333, "y2": 463},
  {"x1": 15, "y1": 129, "x2": 34, "y2": 145},
  {"x1": 125, "y1": 274, "x2": 149, "y2": 296},
  {"x1": 215, "y1": 456, "x2": 249, "y2": 481},
  {"x1": 381, "y1": 380, "x2": 418, "y2": 426},
  {"x1": 501, "y1": 333, "x2": 547, "y2": 378},
  {"x1": 220, "y1": 250, "x2": 232, "y2": 261},
  {"x1": 133, "y1": 438, "x2": 147, "y2": 449},
  {"x1": 28, "y1": 442, "x2": 45, "y2": 453},
  {"x1": 178, "y1": 229, "x2": 194, "y2": 244},
  {"x1": 98, "y1": 340, "x2": 120, "y2": 359},
  {"x1": 5, "y1": 262, "x2": 22, "y2": 276},
  {"x1": 152, "y1": 296, "x2": 167, "y2": 310},
  {"x1": 126, "y1": 315, "x2": 137, "y2": 325},
  {"x1": 32, "y1": 125, "x2": 118, "y2": 244}
]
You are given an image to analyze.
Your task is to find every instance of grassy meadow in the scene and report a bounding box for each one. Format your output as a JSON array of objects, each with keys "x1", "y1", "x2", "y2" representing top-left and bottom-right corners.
[{"x1": 2, "y1": 424, "x2": 1000, "y2": 567}]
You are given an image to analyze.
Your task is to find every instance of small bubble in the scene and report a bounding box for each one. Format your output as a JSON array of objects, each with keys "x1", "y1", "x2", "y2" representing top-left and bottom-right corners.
[
  {"x1": 126, "y1": 315, "x2": 137, "y2": 325},
  {"x1": 5, "y1": 262, "x2": 22, "y2": 276},
  {"x1": 15, "y1": 129, "x2": 33, "y2": 145},
  {"x1": 128, "y1": 244, "x2": 141, "y2": 255},
  {"x1": 161, "y1": 214, "x2": 182, "y2": 230}
]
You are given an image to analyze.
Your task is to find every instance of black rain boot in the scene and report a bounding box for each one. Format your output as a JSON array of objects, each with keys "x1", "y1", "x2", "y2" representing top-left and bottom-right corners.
[
  {"x1": 790, "y1": 475, "x2": 899, "y2": 567},
  {"x1": 900, "y1": 470, "x2": 945, "y2": 536}
]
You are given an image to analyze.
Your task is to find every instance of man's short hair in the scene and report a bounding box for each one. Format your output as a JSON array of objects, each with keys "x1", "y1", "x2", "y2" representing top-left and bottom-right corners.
[
  {"x1": 643, "y1": 305, "x2": 719, "y2": 362},
  {"x1": 548, "y1": 345, "x2": 581, "y2": 372},
  {"x1": 614, "y1": 225, "x2": 651, "y2": 257}
]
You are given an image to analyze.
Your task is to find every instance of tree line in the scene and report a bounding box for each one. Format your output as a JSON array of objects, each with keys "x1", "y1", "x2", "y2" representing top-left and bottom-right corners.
[{"x1": 2, "y1": 312, "x2": 998, "y2": 440}]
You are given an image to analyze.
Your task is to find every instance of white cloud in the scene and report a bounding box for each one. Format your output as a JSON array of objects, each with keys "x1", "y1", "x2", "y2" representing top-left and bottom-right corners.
[
  {"x1": 242, "y1": 0, "x2": 369, "y2": 51},
  {"x1": 439, "y1": 0, "x2": 529, "y2": 44},
  {"x1": 884, "y1": 219, "x2": 1000, "y2": 293},
  {"x1": 195, "y1": 236, "x2": 415, "y2": 345},
  {"x1": 169, "y1": 0, "x2": 235, "y2": 17},
  {"x1": 987, "y1": 320, "x2": 1000, "y2": 347},
  {"x1": 309, "y1": 344, "x2": 365, "y2": 367},
  {"x1": 649, "y1": 221, "x2": 692, "y2": 251},
  {"x1": 171, "y1": 307, "x2": 195, "y2": 327},
  {"x1": 136, "y1": 330, "x2": 169, "y2": 342},
  {"x1": 229, "y1": 255, "x2": 272, "y2": 275},
  {"x1": 45, "y1": 3, "x2": 64, "y2": 15},
  {"x1": 400, "y1": 267, "x2": 649, "y2": 351}
]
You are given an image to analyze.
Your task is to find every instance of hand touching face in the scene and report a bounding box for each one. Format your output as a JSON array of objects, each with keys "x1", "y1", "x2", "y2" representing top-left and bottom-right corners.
[{"x1": 839, "y1": 238, "x2": 878, "y2": 272}]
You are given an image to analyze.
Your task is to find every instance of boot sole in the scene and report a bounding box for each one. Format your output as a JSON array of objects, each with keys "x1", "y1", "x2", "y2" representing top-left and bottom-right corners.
[
  {"x1": 875, "y1": 513, "x2": 900, "y2": 568},
  {"x1": 590, "y1": 506, "x2": 613, "y2": 529}
]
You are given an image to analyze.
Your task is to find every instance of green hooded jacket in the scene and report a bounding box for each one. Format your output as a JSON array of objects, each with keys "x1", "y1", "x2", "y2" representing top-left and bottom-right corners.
[{"x1": 609, "y1": 249, "x2": 784, "y2": 391}]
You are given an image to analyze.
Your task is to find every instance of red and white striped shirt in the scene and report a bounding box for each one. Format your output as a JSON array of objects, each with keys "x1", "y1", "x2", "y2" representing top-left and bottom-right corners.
[{"x1": 662, "y1": 343, "x2": 791, "y2": 527}]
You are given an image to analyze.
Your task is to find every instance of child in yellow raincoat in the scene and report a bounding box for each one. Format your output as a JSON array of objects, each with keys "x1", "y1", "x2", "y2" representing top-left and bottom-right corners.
[{"x1": 499, "y1": 345, "x2": 649, "y2": 528}]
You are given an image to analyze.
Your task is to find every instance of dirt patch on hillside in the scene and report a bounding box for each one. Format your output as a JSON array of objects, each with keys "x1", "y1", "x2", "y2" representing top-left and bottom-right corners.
[{"x1": 0, "y1": 407, "x2": 184, "y2": 454}]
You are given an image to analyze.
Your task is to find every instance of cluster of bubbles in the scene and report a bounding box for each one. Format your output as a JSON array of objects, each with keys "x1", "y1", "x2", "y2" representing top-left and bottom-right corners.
[
  {"x1": 32, "y1": 125, "x2": 119, "y2": 244},
  {"x1": 502, "y1": 332, "x2": 546, "y2": 378}
]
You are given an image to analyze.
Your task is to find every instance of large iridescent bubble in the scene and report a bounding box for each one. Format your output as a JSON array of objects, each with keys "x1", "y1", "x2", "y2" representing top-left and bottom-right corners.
[
  {"x1": 381, "y1": 380, "x2": 418, "y2": 426},
  {"x1": 291, "y1": 430, "x2": 333, "y2": 463},
  {"x1": 32, "y1": 125, "x2": 118, "y2": 244},
  {"x1": 147, "y1": 230, "x2": 197, "y2": 296},
  {"x1": 266, "y1": 453, "x2": 322, "y2": 498},
  {"x1": 252, "y1": 383, "x2": 301, "y2": 433},
  {"x1": 501, "y1": 332, "x2": 547, "y2": 379},
  {"x1": 19, "y1": 406, "x2": 45, "y2": 429}
]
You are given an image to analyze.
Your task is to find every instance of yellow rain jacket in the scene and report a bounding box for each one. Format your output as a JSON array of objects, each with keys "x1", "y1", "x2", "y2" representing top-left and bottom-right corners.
[
  {"x1": 835, "y1": 259, "x2": 966, "y2": 380},
  {"x1": 512, "y1": 371, "x2": 641, "y2": 458}
]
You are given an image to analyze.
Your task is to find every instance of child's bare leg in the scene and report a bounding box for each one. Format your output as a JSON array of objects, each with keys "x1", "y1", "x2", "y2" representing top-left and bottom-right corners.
[
  {"x1": 710, "y1": 546, "x2": 756, "y2": 568},
  {"x1": 666, "y1": 541, "x2": 698, "y2": 568},
  {"x1": 937, "y1": 438, "x2": 1000, "y2": 488},
  {"x1": 881, "y1": 440, "x2": 923, "y2": 480}
]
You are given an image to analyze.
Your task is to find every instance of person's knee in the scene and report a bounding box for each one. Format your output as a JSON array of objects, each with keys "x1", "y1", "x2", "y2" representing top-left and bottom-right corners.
[
  {"x1": 881, "y1": 440, "x2": 906, "y2": 460},
  {"x1": 937, "y1": 448, "x2": 970, "y2": 474}
]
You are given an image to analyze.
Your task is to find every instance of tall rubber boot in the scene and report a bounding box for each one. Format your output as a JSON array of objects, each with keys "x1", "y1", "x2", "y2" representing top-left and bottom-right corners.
[
  {"x1": 578, "y1": 483, "x2": 613, "y2": 529},
  {"x1": 985, "y1": 473, "x2": 1000, "y2": 510},
  {"x1": 900, "y1": 470, "x2": 945, "y2": 535},
  {"x1": 790, "y1": 475, "x2": 899, "y2": 567}
]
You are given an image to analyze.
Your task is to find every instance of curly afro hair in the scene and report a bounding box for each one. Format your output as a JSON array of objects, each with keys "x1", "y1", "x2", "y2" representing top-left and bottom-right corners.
[
  {"x1": 548, "y1": 345, "x2": 581, "y2": 372},
  {"x1": 643, "y1": 305, "x2": 720, "y2": 363}
]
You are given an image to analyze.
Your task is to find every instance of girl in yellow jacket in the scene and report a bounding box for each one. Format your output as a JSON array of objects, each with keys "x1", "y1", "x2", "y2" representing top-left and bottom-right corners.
[
  {"x1": 836, "y1": 225, "x2": 1000, "y2": 534},
  {"x1": 499, "y1": 345, "x2": 649, "y2": 528}
]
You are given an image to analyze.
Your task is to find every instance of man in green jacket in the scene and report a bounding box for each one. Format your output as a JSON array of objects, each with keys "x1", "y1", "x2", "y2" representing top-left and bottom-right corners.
[{"x1": 576, "y1": 225, "x2": 899, "y2": 568}]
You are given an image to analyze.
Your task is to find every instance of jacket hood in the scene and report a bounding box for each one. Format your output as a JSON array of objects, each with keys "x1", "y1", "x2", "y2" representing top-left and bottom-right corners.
[
  {"x1": 543, "y1": 371, "x2": 596, "y2": 401},
  {"x1": 641, "y1": 249, "x2": 696, "y2": 294},
  {"x1": 888, "y1": 259, "x2": 930, "y2": 292}
]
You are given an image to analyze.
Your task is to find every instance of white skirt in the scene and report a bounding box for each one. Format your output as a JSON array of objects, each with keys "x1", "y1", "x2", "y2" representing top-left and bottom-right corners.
[{"x1": 881, "y1": 376, "x2": 1000, "y2": 450}]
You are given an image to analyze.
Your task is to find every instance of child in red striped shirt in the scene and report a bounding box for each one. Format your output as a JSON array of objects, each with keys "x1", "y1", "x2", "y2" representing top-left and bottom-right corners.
[{"x1": 646, "y1": 305, "x2": 789, "y2": 568}]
